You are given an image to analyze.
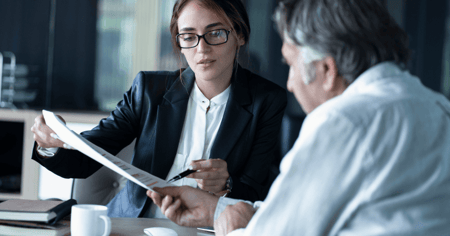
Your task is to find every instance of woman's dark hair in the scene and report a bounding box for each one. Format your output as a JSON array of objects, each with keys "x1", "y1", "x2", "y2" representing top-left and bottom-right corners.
[
  {"x1": 170, "y1": 0, "x2": 251, "y2": 54},
  {"x1": 275, "y1": 0, "x2": 411, "y2": 83}
]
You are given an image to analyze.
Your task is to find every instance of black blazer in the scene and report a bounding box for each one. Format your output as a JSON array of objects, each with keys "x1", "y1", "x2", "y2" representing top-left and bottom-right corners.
[{"x1": 33, "y1": 65, "x2": 287, "y2": 217}]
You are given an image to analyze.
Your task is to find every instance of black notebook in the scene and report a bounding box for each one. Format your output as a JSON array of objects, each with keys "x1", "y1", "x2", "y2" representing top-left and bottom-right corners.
[{"x1": 0, "y1": 199, "x2": 77, "y2": 224}]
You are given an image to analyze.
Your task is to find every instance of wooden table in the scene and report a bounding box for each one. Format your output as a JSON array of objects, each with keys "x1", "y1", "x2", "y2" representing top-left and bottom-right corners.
[{"x1": 110, "y1": 218, "x2": 214, "y2": 236}]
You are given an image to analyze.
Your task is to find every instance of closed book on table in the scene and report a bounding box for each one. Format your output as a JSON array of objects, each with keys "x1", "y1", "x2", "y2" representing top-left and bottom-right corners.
[
  {"x1": 0, "y1": 218, "x2": 70, "y2": 236},
  {"x1": 0, "y1": 199, "x2": 77, "y2": 224}
]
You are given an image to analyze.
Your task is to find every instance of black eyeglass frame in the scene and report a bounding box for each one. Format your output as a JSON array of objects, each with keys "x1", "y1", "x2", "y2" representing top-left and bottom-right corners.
[{"x1": 176, "y1": 29, "x2": 232, "y2": 49}]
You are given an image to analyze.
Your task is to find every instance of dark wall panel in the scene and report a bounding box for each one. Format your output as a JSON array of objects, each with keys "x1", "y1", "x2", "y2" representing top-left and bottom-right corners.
[
  {"x1": 0, "y1": 0, "x2": 98, "y2": 110},
  {"x1": 0, "y1": 0, "x2": 51, "y2": 108},
  {"x1": 51, "y1": 0, "x2": 98, "y2": 110},
  {"x1": 405, "y1": 0, "x2": 448, "y2": 92}
]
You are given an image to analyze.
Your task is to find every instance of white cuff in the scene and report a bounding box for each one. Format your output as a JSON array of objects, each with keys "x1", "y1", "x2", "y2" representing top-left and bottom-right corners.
[
  {"x1": 37, "y1": 146, "x2": 59, "y2": 157},
  {"x1": 213, "y1": 197, "x2": 254, "y2": 222}
]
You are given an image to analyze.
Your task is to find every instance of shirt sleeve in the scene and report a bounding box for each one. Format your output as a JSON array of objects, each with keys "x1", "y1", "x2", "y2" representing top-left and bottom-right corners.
[
  {"x1": 36, "y1": 146, "x2": 59, "y2": 157},
  {"x1": 214, "y1": 197, "x2": 259, "y2": 222}
]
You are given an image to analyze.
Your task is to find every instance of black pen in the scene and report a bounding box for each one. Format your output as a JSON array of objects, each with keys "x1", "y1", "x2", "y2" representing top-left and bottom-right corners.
[{"x1": 167, "y1": 168, "x2": 197, "y2": 183}]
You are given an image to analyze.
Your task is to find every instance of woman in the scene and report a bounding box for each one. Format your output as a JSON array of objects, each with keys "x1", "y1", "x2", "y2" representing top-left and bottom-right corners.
[{"x1": 31, "y1": 0, "x2": 287, "y2": 218}]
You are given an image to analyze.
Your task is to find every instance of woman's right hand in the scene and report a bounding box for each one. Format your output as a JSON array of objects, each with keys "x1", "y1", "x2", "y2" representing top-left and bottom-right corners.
[{"x1": 31, "y1": 114, "x2": 66, "y2": 149}]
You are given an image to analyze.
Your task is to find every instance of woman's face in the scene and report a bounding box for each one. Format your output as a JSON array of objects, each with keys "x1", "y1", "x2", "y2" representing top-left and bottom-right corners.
[{"x1": 177, "y1": 1, "x2": 244, "y2": 84}]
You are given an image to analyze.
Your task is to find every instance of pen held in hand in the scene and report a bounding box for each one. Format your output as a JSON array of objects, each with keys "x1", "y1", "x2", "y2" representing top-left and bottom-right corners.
[{"x1": 167, "y1": 168, "x2": 197, "y2": 183}]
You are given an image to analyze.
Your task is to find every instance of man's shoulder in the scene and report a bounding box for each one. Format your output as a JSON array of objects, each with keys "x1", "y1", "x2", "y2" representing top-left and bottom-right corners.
[
  {"x1": 310, "y1": 93, "x2": 378, "y2": 127},
  {"x1": 312, "y1": 75, "x2": 450, "y2": 129}
]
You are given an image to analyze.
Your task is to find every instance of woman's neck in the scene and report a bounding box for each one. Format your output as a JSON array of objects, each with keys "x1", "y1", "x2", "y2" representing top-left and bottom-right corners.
[{"x1": 195, "y1": 77, "x2": 232, "y2": 100}]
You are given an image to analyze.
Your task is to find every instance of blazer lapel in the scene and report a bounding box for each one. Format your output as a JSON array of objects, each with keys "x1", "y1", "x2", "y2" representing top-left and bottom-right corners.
[
  {"x1": 210, "y1": 66, "x2": 252, "y2": 161},
  {"x1": 151, "y1": 68, "x2": 195, "y2": 179}
]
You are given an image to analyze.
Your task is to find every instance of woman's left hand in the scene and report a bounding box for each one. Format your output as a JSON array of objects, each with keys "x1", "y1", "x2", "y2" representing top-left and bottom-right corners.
[{"x1": 187, "y1": 159, "x2": 229, "y2": 194}]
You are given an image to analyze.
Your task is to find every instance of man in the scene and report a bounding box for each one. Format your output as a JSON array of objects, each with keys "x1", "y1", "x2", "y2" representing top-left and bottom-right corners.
[{"x1": 148, "y1": 0, "x2": 450, "y2": 235}]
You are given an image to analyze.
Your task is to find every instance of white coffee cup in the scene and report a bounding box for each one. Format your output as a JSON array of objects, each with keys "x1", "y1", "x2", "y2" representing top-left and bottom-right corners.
[{"x1": 71, "y1": 204, "x2": 111, "y2": 236}]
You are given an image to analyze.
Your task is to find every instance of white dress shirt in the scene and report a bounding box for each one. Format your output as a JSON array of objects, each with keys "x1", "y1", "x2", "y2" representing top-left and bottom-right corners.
[
  {"x1": 165, "y1": 82, "x2": 230, "y2": 186},
  {"x1": 216, "y1": 62, "x2": 450, "y2": 235},
  {"x1": 147, "y1": 82, "x2": 230, "y2": 218}
]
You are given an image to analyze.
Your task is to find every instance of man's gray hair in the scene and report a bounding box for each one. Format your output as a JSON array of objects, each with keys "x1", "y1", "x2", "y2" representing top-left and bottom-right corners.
[{"x1": 274, "y1": 0, "x2": 411, "y2": 84}]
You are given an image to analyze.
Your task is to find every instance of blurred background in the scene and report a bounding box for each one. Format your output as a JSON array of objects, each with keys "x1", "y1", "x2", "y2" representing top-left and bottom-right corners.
[
  {"x1": 0, "y1": 0, "x2": 284, "y2": 112},
  {"x1": 0, "y1": 0, "x2": 449, "y2": 201},
  {"x1": 0, "y1": 0, "x2": 448, "y2": 113}
]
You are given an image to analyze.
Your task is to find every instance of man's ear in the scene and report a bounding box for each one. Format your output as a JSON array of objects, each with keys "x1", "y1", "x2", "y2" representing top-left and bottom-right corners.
[{"x1": 320, "y1": 56, "x2": 339, "y2": 92}]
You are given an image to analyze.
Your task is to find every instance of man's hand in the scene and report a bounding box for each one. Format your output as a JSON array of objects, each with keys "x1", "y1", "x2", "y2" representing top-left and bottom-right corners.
[
  {"x1": 187, "y1": 159, "x2": 229, "y2": 194},
  {"x1": 214, "y1": 202, "x2": 256, "y2": 236},
  {"x1": 147, "y1": 186, "x2": 219, "y2": 227}
]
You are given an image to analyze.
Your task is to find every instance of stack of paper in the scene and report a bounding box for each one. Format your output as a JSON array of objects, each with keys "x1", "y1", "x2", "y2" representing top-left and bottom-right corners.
[{"x1": 42, "y1": 110, "x2": 174, "y2": 191}]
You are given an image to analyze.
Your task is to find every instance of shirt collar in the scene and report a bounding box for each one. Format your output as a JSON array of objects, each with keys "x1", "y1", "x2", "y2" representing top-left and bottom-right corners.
[
  {"x1": 342, "y1": 61, "x2": 410, "y2": 96},
  {"x1": 192, "y1": 82, "x2": 231, "y2": 106}
]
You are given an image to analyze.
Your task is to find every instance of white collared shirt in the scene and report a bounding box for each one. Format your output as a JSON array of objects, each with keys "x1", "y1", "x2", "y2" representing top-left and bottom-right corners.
[
  {"x1": 165, "y1": 82, "x2": 231, "y2": 187},
  {"x1": 217, "y1": 62, "x2": 450, "y2": 235},
  {"x1": 148, "y1": 82, "x2": 231, "y2": 218}
]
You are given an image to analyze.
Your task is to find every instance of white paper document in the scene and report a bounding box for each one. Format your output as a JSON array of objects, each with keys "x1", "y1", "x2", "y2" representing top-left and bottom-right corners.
[{"x1": 42, "y1": 110, "x2": 173, "y2": 191}]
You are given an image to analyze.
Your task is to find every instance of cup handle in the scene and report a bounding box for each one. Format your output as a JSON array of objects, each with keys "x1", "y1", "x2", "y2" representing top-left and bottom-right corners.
[{"x1": 99, "y1": 215, "x2": 111, "y2": 236}]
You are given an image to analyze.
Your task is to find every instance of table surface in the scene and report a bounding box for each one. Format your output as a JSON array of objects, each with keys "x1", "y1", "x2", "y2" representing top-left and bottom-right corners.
[{"x1": 110, "y1": 218, "x2": 214, "y2": 236}]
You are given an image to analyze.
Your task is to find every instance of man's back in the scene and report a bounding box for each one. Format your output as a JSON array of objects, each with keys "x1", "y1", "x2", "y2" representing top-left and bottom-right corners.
[{"x1": 242, "y1": 62, "x2": 450, "y2": 235}]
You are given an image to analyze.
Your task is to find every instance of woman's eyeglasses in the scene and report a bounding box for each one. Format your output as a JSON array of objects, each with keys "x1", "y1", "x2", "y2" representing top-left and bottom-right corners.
[{"x1": 176, "y1": 29, "x2": 231, "y2": 49}]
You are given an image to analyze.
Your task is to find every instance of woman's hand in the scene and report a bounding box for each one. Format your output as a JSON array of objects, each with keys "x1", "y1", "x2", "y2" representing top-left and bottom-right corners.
[
  {"x1": 187, "y1": 159, "x2": 229, "y2": 194},
  {"x1": 31, "y1": 114, "x2": 69, "y2": 150}
]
